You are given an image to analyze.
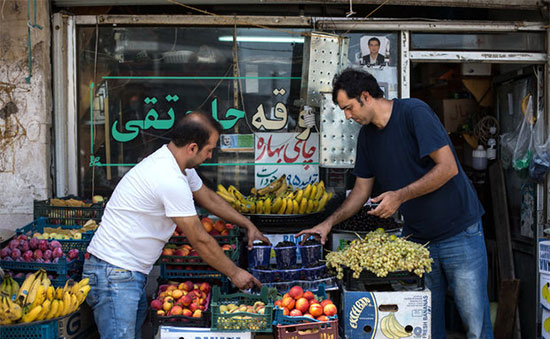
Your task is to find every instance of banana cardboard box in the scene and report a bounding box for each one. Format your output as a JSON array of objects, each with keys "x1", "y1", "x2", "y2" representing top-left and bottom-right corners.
[
  {"x1": 539, "y1": 239, "x2": 550, "y2": 274},
  {"x1": 542, "y1": 306, "x2": 550, "y2": 339},
  {"x1": 342, "y1": 288, "x2": 431, "y2": 339},
  {"x1": 541, "y1": 273, "x2": 550, "y2": 310},
  {"x1": 58, "y1": 303, "x2": 97, "y2": 338}
]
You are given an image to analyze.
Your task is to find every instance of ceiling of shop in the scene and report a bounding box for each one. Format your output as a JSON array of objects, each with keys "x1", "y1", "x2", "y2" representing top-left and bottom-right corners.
[{"x1": 53, "y1": 0, "x2": 543, "y2": 10}]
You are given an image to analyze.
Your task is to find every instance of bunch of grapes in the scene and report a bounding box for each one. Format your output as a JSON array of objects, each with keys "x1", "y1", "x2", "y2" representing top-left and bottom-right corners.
[
  {"x1": 325, "y1": 229, "x2": 433, "y2": 279},
  {"x1": 333, "y1": 206, "x2": 401, "y2": 232}
]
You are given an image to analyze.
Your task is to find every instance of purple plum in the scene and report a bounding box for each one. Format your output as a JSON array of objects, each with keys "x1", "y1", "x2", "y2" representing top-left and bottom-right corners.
[
  {"x1": 67, "y1": 249, "x2": 80, "y2": 260},
  {"x1": 38, "y1": 240, "x2": 49, "y2": 252},
  {"x1": 52, "y1": 247, "x2": 63, "y2": 259},
  {"x1": 49, "y1": 240, "x2": 62, "y2": 249},
  {"x1": 19, "y1": 240, "x2": 29, "y2": 252},
  {"x1": 8, "y1": 239, "x2": 19, "y2": 250},
  {"x1": 43, "y1": 249, "x2": 52, "y2": 260},
  {"x1": 22, "y1": 250, "x2": 33, "y2": 262},
  {"x1": 29, "y1": 237, "x2": 39, "y2": 250},
  {"x1": 11, "y1": 248, "x2": 21, "y2": 259},
  {"x1": 33, "y1": 249, "x2": 43, "y2": 260},
  {"x1": 0, "y1": 247, "x2": 11, "y2": 258}
]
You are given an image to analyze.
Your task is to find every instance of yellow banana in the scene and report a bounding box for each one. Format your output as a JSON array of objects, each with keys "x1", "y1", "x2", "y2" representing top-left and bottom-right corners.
[
  {"x1": 36, "y1": 299, "x2": 51, "y2": 321},
  {"x1": 63, "y1": 279, "x2": 75, "y2": 294},
  {"x1": 55, "y1": 287, "x2": 64, "y2": 300},
  {"x1": 17, "y1": 271, "x2": 39, "y2": 305},
  {"x1": 70, "y1": 294, "x2": 78, "y2": 313},
  {"x1": 316, "y1": 191, "x2": 329, "y2": 212},
  {"x1": 217, "y1": 184, "x2": 230, "y2": 196},
  {"x1": 40, "y1": 272, "x2": 51, "y2": 289},
  {"x1": 310, "y1": 184, "x2": 318, "y2": 203},
  {"x1": 277, "y1": 198, "x2": 287, "y2": 214},
  {"x1": 24, "y1": 278, "x2": 42, "y2": 306},
  {"x1": 263, "y1": 198, "x2": 272, "y2": 214},
  {"x1": 228, "y1": 185, "x2": 247, "y2": 203},
  {"x1": 303, "y1": 184, "x2": 312, "y2": 200},
  {"x1": 217, "y1": 191, "x2": 236, "y2": 203},
  {"x1": 256, "y1": 200, "x2": 264, "y2": 215},
  {"x1": 46, "y1": 286, "x2": 55, "y2": 301},
  {"x1": 55, "y1": 300, "x2": 65, "y2": 318},
  {"x1": 46, "y1": 299, "x2": 59, "y2": 320},
  {"x1": 327, "y1": 192, "x2": 333, "y2": 201},
  {"x1": 71, "y1": 281, "x2": 80, "y2": 295},
  {"x1": 2, "y1": 294, "x2": 22, "y2": 323},
  {"x1": 292, "y1": 200, "x2": 299, "y2": 214},
  {"x1": 250, "y1": 187, "x2": 257, "y2": 196},
  {"x1": 306, "y1": 199, "x2": 314, "y2": 214},
  {"x1": 30, "y1": 285, "x2": 46, "y2": 308},
  {"x1": 21, "y1": 305, "x2": 43, "y2": 323},
  {"x1": 62, "y1": 292, "x2": 72, "y2": 316},
  {"x1": 248, "y1": 200, "x2": 256, "y2": 214},
  {"x1": 284, "y1": 198, "x2": 294, "y2": 214},
  {"x1": 313, "y1": 200, "x2": 319, "y2": 211},
  {"x1": 271, "y1": 197, "x2": 282, "y2": 213},
  {"x1": 299, "y1": 198, "x2": 308, "y2": 214},
  {"x1": 273, "y1": 179, "x2": 288, "y2": 198},
  {"x1": 257, "y1": 175, "x2": 285, "y2": 196},
  {"x1": 294, "y1": 189, "x2": 304, "y2": 204},
  {"x1": 314, "y1": 181, "x2": 325, "y2": 201},
  {"x1": 76, "y1": 285, "x2": 91, "y2": 305}
]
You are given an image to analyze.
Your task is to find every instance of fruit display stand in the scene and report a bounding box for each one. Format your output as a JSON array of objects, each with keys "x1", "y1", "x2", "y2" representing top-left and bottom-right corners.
[
  {"x1": 33, "y1": 196, "x2": 105, "y2": 226},
  {"x1": 210, "y1": 286, "x2": 273, "y2": 332}
]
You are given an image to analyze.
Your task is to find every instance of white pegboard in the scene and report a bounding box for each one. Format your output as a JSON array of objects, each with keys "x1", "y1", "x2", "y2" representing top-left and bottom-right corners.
[{"x1": 320, "y1": 92, "x2": 362, "y2": 168}]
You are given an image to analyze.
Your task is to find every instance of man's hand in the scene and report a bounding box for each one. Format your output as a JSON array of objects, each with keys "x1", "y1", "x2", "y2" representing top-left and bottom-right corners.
[
  {"x1": 295, "y1": 222, "x2": 332, "y2": 245},
  {"x1": 230, "y1": 268, "x2": 262, "y2": 290},
  {"x1": 368, "y1": 190, "x2": 403, "y2": 218},
  {"x1": 246, "y1": 226, "x2": 271, "y2": 249}
]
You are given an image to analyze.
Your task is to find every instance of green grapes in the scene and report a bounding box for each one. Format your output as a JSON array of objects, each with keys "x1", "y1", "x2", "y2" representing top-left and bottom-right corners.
[{"x1": 326, "y1": 229, "x2": 433, "y2": 278}]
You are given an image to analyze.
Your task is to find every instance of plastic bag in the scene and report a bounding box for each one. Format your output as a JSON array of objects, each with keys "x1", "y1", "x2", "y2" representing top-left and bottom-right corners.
[
  {"x1": 500, "y1": 96, "x2": 533, "y2": 171},
  {"x1": 529, "y1": 103, "x2": 550, "y2": 183}
]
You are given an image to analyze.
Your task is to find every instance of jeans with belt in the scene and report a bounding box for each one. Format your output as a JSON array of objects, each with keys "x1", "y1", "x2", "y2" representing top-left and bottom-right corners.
[
  {"x1": 82, "y1": 254, "x2": 148, "y2": 339},
  {"x1": 425, "y1": 219, "x2": 493, "y2": 339}
]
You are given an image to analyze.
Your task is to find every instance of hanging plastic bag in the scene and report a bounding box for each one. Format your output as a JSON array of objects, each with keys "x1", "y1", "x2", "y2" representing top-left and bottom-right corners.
[
  {"x1": 511, "y1": 95, "x2": 534, "y2": 172},
  {"x1": 529, "y1": 99, "x2": 550, "y2": 183}
]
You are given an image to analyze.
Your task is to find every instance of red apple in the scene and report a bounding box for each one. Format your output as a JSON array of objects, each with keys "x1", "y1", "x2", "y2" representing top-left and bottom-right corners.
[
  {"x1": 289, "y1": 286, "x2": 304, "y2": 300},
  {"x1": 303, "y1": 313, "x2": 314, "y2": 319},
  {"x1": 290, "y1": 309, "x2": 303, "y2": 317},
  {"x1": 309, "y1": 303, "x2": 323, "y2": 317},
  {"x1": 317, "y1": 315, "x2": 330, "y2": 322},
  {"x1": 309, "y1": 299, "x2": 320, "y2": 306},
  {"x1": 303, "y1": 291, "x2": 315, "y2": 300},
  {"x1": 170, "y1": 305, "x2": 183, "y2": 315},
  {"x1": 162, "y1": 248, "x2": 174, "y2": 256},
  {"x1": 199, "y1": 282, "x2": 211, "y2": 294},
  {"x1": 182, "y1": 295, "x2": 193, "y2": 306},
  {"x1": 182, "y1": 281, "x2": 193, "y2": 291},
  {"x1": 189, "y1": 303, "x2": 199, "y2": 312},
  {"x1": 151, "y1": 299, "x2": 163, "y2": 310},
  {"x1": 320, "y1": 299, "x2": 333, "y2": 308},
  {"x1": 281, "y1": 296, "x2": 295, "y2": 310},
  {"x1": 323, "y1": 304, "x2": 337, "y2": 317},
  {"x1": 295, "y1": 297, "x2": 309, "y2": 314},
  {"x1": 182, "y1": 308, "x2": 192, "y2": 317}
]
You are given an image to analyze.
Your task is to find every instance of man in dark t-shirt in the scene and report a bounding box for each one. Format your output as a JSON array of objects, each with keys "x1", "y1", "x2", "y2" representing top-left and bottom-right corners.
[{"x1": 297, "y1": 69, "x2": 493, "y2": 339}]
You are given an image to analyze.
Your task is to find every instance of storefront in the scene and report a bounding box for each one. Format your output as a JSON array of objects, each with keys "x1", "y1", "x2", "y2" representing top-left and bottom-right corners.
[{"x1": 0, "y1": 0, "x2": 548, "y2": 338}]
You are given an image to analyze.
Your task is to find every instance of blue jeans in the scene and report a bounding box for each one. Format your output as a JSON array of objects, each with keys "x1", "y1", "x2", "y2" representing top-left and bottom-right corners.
[
  {"x1": 82, "y1": 254, "x2": 148, "y2": 339},
  {"x1": 425, "y1": 220, "x2": 493, "y2": 339}
]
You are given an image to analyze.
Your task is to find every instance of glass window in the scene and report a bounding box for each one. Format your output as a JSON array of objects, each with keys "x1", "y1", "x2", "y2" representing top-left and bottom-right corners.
[
  {"x1": 411, "y1": 32, "x2": 545, "y2": 52},
  {"x1": 77, "y1": 26, "x2": 307, "y2": 196}
]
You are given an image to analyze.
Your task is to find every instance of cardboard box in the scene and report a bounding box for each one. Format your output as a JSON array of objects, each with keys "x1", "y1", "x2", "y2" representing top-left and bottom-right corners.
[
  {"x1": 543, "y1": 307, "x2": 550, "y2": 339},
  {"x1": 541, "y1": 273, "x2": 550, "y2": 310},
  {"x1": 539, "y1": 239, "x2": 550, "y2": 274},
  {"x1": 341, "y1": 288, "x2": 431, "y2": 339},
  {"x1": 157, "y1": 326, "x2": 252, "y2": 339},
  {"x1": 58, "y1": 303, "x2": 97, "y2": 339},
  {"x1": 433, "y1": 98, "x2": 478, "y2": 133}
]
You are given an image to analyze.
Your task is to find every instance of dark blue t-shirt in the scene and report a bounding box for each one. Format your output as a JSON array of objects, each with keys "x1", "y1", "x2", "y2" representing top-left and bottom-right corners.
[{"x1": 353, "y1": 98, "x2": 484, "y2": 243}]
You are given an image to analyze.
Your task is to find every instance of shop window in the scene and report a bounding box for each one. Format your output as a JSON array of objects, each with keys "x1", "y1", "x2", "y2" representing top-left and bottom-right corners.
[
  {"x1": 410, "y1": 32, "x2": 545, "y2": 52},
  {"x1": 76, "y1": 26, "x2": 307, "y2": 197}
]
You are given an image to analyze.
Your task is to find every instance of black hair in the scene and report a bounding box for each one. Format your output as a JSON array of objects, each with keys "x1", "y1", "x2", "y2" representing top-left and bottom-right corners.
[
  {"x1": 368, "y1": 37, "x2": 381, "y2": 46},
  {"x1": 332, "y1": 68, "x2": 384, "y2": 105},
  {"x1": 171, "y1": 111, "x2": 223, "y2": 150}
]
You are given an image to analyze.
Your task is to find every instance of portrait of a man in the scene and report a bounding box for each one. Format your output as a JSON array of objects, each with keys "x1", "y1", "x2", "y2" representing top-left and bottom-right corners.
[{"x1": 361, "y1": 36, "x2": 388, "y2": 67}]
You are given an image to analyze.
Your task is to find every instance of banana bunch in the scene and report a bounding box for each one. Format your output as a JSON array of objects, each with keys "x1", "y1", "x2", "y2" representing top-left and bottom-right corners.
[
  {"x1": 0, "y1": 275, "x2": 20, "y2": 299},
  {"x1": 380, "y1": 312, "x2": 412, "y2": 339},
  {"x1": 216, "y1": 176, "x2": 333, "y2": 215},
  {"x1": 3, "y1": 269, "x2": 91, "y2": 324}
]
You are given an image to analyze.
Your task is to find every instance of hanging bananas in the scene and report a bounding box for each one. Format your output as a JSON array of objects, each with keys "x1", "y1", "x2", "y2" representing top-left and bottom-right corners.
[
  {"x1": 216, "y1": 177, "x2": 333, "y2": 215},
  {"x1": 0, "y1": 269, "x2": 91, "y2": 325}
]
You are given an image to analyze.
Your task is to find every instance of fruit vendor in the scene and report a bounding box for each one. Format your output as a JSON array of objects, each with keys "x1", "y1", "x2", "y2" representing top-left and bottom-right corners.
[
  {"x1": 83, "y1": 111, "x2": 270, "y2": 339},
  {"x1": 298, "y1": 68, "x2": 492, "y2": 339}
]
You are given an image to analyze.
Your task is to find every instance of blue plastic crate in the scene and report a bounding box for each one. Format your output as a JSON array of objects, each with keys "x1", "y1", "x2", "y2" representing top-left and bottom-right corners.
[
  {"x1": 273, "y1": 284, "x2": 337, "y2": 326},
  {"x1": 33, "y1": 195, "x2": 105, "y2": 226},
  {"x1": 10, "y1": 273, "x2": 80, "y2": 288},
  {"x1": 0, "y1": 318, "x2": 59, "y2": 339},
  {"x1": 0, "y1": 257, "x2": 78, "y2": 276},
  {"x1": 16, "y1": 217, "x2": 93, "y2": 257}
]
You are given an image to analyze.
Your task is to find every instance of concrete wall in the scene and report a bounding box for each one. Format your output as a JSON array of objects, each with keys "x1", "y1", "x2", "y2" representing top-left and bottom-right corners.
[{"x1": 0, "y1": 0, "x2": 52, "y2": 230}]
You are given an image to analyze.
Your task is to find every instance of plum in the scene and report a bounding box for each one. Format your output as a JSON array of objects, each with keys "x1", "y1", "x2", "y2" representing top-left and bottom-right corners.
[
  {"x1": 22, "y1": 250, "x2": 34, "y2": 262},
  {"x1": 52, "y1": 247, "x2": 63, "y2": 259},
  {"x1": 11, "y1": 248, "x2": 21, "y2": 259},
  {"x1": 49, "y1": 240, "x2": 62, "y2": 249},
  {"x1": 17, "y1": 235, "x2": 28, "y2": 241},
  {"x1": 19, "y1": 240, "x2": 29, "y2": 252},
  {"x1": 67, "y1": 249, "x2": 80, "y2": 260},
  {"x1": 43, "y1": 249, "x2": 52, "y2": 260},
  {"x1": 33, "y1": 249, "x2": 43, "y2": 260},
  {"x1": 38, "y1": 240, "x2": 49, "y2": 252},
  {"x1": 29, "y1": 237, "x2": 39, "y2": 250},
  {"x1": 8, "y1": 239, "x2": 19, "y2": 250},
  {"x1": 0, "y1": 247, "x2": 11, "y2": 258}
]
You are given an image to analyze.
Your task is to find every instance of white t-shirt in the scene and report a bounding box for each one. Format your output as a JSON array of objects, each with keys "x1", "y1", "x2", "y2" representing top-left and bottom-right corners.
[{"x1": 87, "y1": 145, "x2": 203, "y2": 274}]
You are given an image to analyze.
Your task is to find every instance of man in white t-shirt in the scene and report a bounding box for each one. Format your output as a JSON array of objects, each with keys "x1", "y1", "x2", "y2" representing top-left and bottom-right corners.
[{"x1": 83, "y1": 111, "x2": 269, "y2": 339}]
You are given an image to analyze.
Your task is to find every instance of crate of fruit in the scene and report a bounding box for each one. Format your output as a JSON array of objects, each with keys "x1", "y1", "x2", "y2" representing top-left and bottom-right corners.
[
  {"x1": 0, "y1": 234, "x2": 80, "y2": 276},
  {"x1": 159, "y1": 243, "x2": 239, "y2": 267},
  {"x1": 168, "y1": 217, "x2": 239, "y2": 245},
  {"x1": 0, "y1": 318, "x2": 61, "y2": 339},
  {"x1": 16, "y1": 218, "x2": 96, "y2": 256},
  {"x1": 150, "y1": 280, "x2": 212, "y2": 330},
  {"x1": 273, "y1": 284, "x2": 337, "y2": 326},
  {"x1": 210, "y1": 286, "x2": 273, "y2": 332},
  {"x1": 275, "y1": 319, "x2": 338, "y2": 339},
  {"x1": 159, "y1": 267, "x2": 230, "y2": 293},
  {"x1": 34, "y1": 195, "x2": 106, "y2": 226}
]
